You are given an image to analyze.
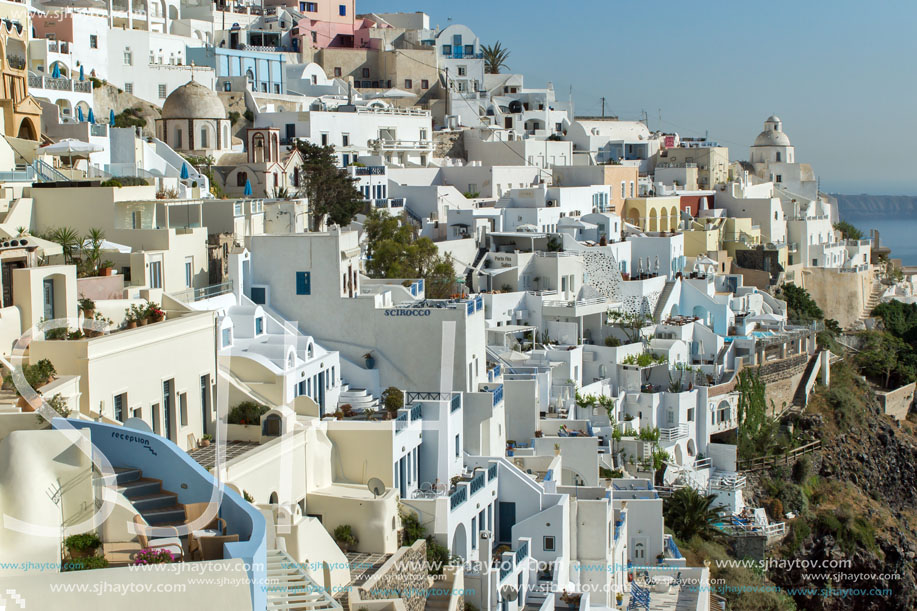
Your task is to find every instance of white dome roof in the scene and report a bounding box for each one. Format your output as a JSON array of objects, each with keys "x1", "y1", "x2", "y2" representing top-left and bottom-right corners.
[
  {"x1": 765, "y1": 114, "x2": 781, "y2": 123},
  {"x1": 753, "y1": 129, "x2": 791, "y2": 147},
  {"x1": 162, "y1": 81, "x2": 226, "y2": 120}
]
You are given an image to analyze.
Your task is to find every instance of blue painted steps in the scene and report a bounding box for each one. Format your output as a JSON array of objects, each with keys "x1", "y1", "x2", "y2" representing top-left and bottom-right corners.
[{"x1": 114, "y1": 466, "x2": 185, "y2": 526}]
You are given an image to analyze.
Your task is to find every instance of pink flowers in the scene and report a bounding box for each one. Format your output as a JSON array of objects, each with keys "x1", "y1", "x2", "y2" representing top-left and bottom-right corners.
[{"x1": 133, "y1": 548, "x2": 177, "y2": 565}]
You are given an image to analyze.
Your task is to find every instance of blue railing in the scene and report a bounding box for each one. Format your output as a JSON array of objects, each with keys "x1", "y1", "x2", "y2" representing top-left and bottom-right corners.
[
  {"x1": 487, "y1": 463, "x2": 497, "y2": 481},
  {"x1": 0, "y1": 166, "x2": 36, "y2": 181},
  {"x1": 628, "y1": 583, "x2": 650, "y2": 610},
  {"x1": 665, "y1": 536, "x2": 682, "y2": 559},
  {"x1": 614, "y1": 514, "x2": 625, "y2": 542},
  {"x1": 586, "y1": 421, "x2": 594, "y2": 436},
  {"x1": 418, "y1": 278, "x2": 424, "y2": 293},
  {"x1": 485, "y1": 384, "x2": 503, "y2": 405},
  {"x1": 469, "y1": 471, "x2": 485, "y2": 494},
  {"x1": 395, "y1": 411, "x2": 408, "y2": 433},
  {"x1": 451, "y1": 393, "x2": 461, "y2": 412},
  {"x1": 515, "y1": 540, "x2": 528, "y2": 565},
  {"x1": 466, "y1": 301, "x2": 474, "y2": 316},
  {"x1": 449, "y1": 485, "x2": 467, "y2": 511},
  {"x1": 410, "y1": 403, "x2": 422, "y2": 421},
  {"x1": 488, "y1": 364, "x2": 501, "y2": 382},
  {"x1": 475, "y1": 295, "x2": 483, "y2": 312}
]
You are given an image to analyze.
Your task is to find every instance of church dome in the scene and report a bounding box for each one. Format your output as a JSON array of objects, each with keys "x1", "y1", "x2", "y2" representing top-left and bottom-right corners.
[
  {"x1": 162, "y1": 81, "x2": 227, "y2": 120},
  {"x1": 753, "y1": 129, "x2": 791, "y2": 147}
]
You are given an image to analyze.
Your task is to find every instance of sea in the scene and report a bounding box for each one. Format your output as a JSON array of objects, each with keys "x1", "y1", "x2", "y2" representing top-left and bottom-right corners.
[{"x1": 850, "y1": 215, "x2": 917, "y2": 267}]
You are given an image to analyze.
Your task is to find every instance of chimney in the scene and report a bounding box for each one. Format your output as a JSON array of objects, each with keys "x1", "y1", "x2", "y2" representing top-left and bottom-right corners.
[{"x1": 478, "y1": 529, "x2": 492, "y2": 566}]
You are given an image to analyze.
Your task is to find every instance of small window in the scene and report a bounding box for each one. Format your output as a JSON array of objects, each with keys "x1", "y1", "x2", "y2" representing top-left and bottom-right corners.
[
  {"x1": 89, "y1": 35, "x2": 98, "y2": 49},
  {"x1": 321, "y1": 133, "x2": 328, "y2": 146},
  {"x1": 295, "y1": 271, "x2": 311, "y2": 295},
  {"x1": 404, "y1": 79, "x2": 412, "y2": 89},
  {"x1": 454, "y1": 434, "x2": 460, "y2": 457},
  {"x1": 236, "y1": 172, "x2": 248, "y2": 188},
  {"x1": 113, "y1": 393, "x2": 126, "y2": 422},
  {"x1": 123, "y1": 48, "x2": 132, "y2": 66},
  {"x1": 457, "y1": 66, "x2": 466, "y2": 77},
  {"x1": 544, "y1": 536, "x2": 556, "y2": 552},
  {"x1": 775, "y1": 152, "x2": 782, "y2": 162},
  {"x1": 255, "y1": 317, "x2": 264, "y2": 335},
  {"x1": 179, "y1": 393, "x2": 188, "y2": 426},
  {"x1": 362, "y1": 68, "x2": 370, "y2": 78},
  {"x1": 338, "y1": 4, "x2": 346, "y2": 16},
  {"x1": 334, "y1": 67, "x2": 342, "y2": 77},
  {"x1": 304, "y1": 1, "x2": 317, "y2": 10},
  {"x1": 441, "y1": 44, "x2": 452, "y2": 56},
  {"x1": 222, "y1": 327, "x2": 232, "y2": 347},
  {"x1": 775, "y1": 174, "x2": 782, "y2": 183},
  {"x1": 158, "y1": 84, "x2": 166, "y2": 98},
  {"x1": 421, "y1": 79, "x2": 429, "y2": 89},
  {"x1": 124, "y1": 82, "x2": 133, "y2": 94},
  {"x1": 251, "y1": 287, "x2": 266, "y2": 304},
  {"x1": 342, "y1": 133, "x2": 349, "y2": 146}
]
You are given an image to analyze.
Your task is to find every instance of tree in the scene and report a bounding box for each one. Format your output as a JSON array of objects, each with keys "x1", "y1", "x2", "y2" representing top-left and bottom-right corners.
[
  {"x1": 736, "y1": 369, "x2": 782, "y2": 459},
  {"x1": 47, "y1": 227, "x2": 81, "y2": 264},
  {"x1": 363, "y1": 209, "x2": 458, "y2": 299},
  {"x1": 856, "y1": 330, "x2": 914, "y2": 389},
  {"x1": 482, "y1": 41, "x2": 510, "y2": 75},
  {"x1": 663, "y1": 487, "x2": 725, "y2": 542},
  {"x1": 775, "y1": 283, "x2": 823, "y2": 323},
  {"x1": 296, "y1": 141, "x2": 363, "y2": 229},
  {"x1": 833, "y1": 220, "x2": 863, "y2": 241},
  {"x1": 381, "y1": 386, "x2": 404, "y2": 415}
]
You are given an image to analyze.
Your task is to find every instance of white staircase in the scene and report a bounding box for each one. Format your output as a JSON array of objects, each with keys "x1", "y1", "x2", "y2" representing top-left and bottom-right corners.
[
  {"x1": 337, "y1": 383, "x2": 379, "y2": 411},
  {"x1": 266, "y1": 548, "x2": 342, "y2": 611}
]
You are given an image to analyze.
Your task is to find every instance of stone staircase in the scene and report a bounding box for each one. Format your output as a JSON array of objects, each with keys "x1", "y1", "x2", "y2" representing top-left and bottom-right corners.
[
  {"x1": 653, "y1": 280, "x2": 677, "y2": 322},
  {"x1": 265, "y1": 548, "x2": 341, "y2": 611},
  {"x1": 852, "y1": 282, "x2": 884, "y2": 329},
  {"x1": 114, "y1": 467, "x2": 185, "y2": 526}
]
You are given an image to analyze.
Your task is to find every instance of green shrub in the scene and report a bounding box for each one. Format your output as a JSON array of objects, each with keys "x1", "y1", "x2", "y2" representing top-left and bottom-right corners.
[
  {"x1": 100, "y1": 178, "x2": 122, "y2": 188},
  {"x1": 333, "y1": 524, "x2": 357, "y2": 546},
  {"x1": 792, "y1": 457, "x2": 810, "y2": 484},
  {"x1": 604, "y1": 336, "x2": 621, "y2": 347},
  {"x1": 3, "y1": 359, "x2": 56, "y2": 396},
  {"x1": 64, "y1": 556, "x2": 109, "y2": 571},
  {"x1": 227, "y1": 401, "x2": 269, "y2": 425},
  {"x1": 401, "y1": 510, "x2": 425, "y2": 545},
  {"x1": 65, "y1": 532, "x2": 101, "y2": 551},
  {"x1": 243, "y1": 109, "x2": 254, "y2": 122}
]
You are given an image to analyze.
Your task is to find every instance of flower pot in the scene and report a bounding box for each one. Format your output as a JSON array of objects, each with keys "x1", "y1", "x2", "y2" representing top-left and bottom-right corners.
[
  {"x1": 126, "y1": 320, "x2": 138, "y2": 329},
  {"x1": 364, "y1": 357, "x2": 375, "y2": 369},
  {"x1": 83, "y1": 309, "x2": 95, "y2": 320},
  {"x1": 137, "y1": 318, "x2": 148, "y2": 326},
  {"x1": 102, "y1": 267, "x2": 113, "y2": 276},
  {"x1": 69, "y1": 547, "x2": 97, "y2": 559},
  {"x1": 199, "y1": 439, "x2": 211, "y2": 448}
]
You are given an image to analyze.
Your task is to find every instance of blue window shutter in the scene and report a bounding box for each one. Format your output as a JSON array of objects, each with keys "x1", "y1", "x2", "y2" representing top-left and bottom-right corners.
[{"x1": 296, "y1": 272, "x2": 311, "y2": 295}]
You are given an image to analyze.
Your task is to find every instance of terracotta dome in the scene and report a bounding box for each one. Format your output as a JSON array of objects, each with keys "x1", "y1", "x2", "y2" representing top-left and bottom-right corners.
[{"x1": 161, "y1": 80, "x2": 226, "y2": 120}]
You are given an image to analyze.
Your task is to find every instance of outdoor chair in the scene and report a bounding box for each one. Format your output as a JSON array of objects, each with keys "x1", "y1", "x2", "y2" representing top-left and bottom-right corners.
[
  {"x1": 198, "y1": 534, "x2": 239, "y2": 561},
  {"x1": 184, "y1": 502, "x2": 228, "y2": 559}
]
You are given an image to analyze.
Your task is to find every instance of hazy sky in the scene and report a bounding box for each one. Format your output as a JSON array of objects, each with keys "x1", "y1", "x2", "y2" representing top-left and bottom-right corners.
[{"x1": 357, "y1": 0, "x2": 917, "y2": 195}]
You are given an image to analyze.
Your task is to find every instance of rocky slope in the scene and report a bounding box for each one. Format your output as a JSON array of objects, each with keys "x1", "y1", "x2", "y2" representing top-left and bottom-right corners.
[{"x1": 746, "y1": 362, "x2": 917, "y2": 610}]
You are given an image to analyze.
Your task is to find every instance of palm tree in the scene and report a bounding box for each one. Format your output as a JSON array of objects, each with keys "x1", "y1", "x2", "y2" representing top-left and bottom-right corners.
[
  {"x1": 49, "y1": 226, "x2": 80, "y2": 264},
  {"x1": 663, "y1": 487, "x2": 725, "y2": 542},
  {"x1": 482, "y1": 42, "x2": 510, "y2": 75}
]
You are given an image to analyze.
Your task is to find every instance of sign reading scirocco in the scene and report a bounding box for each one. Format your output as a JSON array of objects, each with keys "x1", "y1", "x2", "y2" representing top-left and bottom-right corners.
[{"x1": 384, "y1": 309, "x2": 432, "y2": 317}]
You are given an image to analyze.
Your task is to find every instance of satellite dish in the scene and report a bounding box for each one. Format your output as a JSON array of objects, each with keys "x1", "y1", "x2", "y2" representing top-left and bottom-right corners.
[
  {"x1": 367, "y1": 477, "x2": 385, "y2": 498},
  {"x1": 500, "y1": 585, "x2": 518, "y2": 602}
]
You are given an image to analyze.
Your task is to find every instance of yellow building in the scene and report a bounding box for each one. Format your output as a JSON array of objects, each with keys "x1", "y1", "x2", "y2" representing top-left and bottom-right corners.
[
  {"x1": 622, "y1": 196, "x2": 681, "y2": 232},
  {"x1": 0, "y1": 4, "x2": 41, "y2": 140}
]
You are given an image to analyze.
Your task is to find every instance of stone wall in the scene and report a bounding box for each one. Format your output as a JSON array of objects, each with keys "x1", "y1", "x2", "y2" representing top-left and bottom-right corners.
[
  {"x1": 354, "y1": 539, "x2": 429, "y2": 611},
  {"x1": 797, "y1": 267, "x2": 873, "y2": 329},
  {"x1": 434, "y1": 131, "x2": 465, "y2": 161},
  {"x1": 876, "y1": 382, "x2": 916, "y2": 421}
]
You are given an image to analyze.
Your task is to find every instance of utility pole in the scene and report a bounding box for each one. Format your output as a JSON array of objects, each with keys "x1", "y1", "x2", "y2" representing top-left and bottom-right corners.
[
  {"x1": 601, "y1": 97, "x2": 605, "y2": 118},
  {"x1": 444, "y1": 67, "x2": 451, "y2": 120}
]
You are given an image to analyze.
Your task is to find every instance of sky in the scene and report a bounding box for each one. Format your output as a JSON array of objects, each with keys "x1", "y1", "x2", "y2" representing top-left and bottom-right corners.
[{"x1": 356, "y1": 0, "x2": 917, "y2": 195}]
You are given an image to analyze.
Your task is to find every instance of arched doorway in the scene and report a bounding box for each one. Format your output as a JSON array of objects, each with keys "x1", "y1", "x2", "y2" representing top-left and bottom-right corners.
[
  {"x1": 451, "y1": 523, "x2": 467, "y2": 559},
  {"x1": 17, "y1": 119, "x2": 36, "y2": 140},
  {"x1": 648, "y1": 208, "x2": 658, "y2": 232}
]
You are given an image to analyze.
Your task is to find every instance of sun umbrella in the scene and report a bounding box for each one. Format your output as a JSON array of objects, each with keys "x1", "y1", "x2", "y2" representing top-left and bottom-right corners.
[
  {"x1": 87, "y1": 108, "x2": 95, "y2": 124},
  {"x1": 52, "y1": 63, "x2": 61, "y2": 78},
  {"x1": 244, "y1": 179, "x2": 252, "y2": 196},
  {"x1": 368, "y1": 88, "x2": 414, "y2": 99},
  {"x1": 180, "y1": 163, "x2": 189, "y2": 179},
  {"x1": 41, "y1": 138, "x2": 103, "y2": 168},
  {"x1": 109, "y1": 109, "x2": 115, "y2": 125},
  {"x1": 79, "y1": 65, "x2": 84, "y2": 81},
  {"x1": 77, "y1": 106, "x2": 84, "y2": 122}
]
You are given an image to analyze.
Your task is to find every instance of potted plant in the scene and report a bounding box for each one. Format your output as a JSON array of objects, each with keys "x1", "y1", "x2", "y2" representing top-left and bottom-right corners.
[
  {"x1": 3, "y1": 359, "x2": 56, "y2": 411},
  {"x1": 656, "y1": 552, "x2": 665, "y2": 564},
  {"x1": 65, "y1": 532, "x2": 101, "y2": 559},
  {"x1": 199, "y1": 434, "x2": 213, "y2": 448},
  {"x1": 363, "y1": 351, "x2": 375, "y2": 369},
  {"x1": 99, "y1": 260, "x2": 114, "y2": 276},
  {"x1": 333, "y1": 524, "x2": 358, "y2": 552},
  {"x1": 146, "y1": 301, "x2": 165, "y2": 323},
  {"x1": 124, "y1": 305, "x2": 142, "y2": 329},
  {"x1": 78, "y1": 297, "x2": 96, "y2": 319},
  {"x1": 616, "y1": 593, "x2": 623, "y2": 607}
]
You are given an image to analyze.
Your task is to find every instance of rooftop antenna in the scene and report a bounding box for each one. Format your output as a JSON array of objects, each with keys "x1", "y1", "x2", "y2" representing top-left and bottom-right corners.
[{"x1": 367, "y1": 477, "x2": 385, "y2": 499}]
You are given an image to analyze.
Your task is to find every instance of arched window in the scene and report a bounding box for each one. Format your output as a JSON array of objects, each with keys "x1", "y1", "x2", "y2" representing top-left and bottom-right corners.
[
  {"x1": 199, "y1": 126, "x2": 208, "y2": 149},
  {"x1": 174, "y1": 127, "x2": 182, "y2": 149},
  {"x1": 236, "y1": 171, "x2": 248, "y2": 187}
]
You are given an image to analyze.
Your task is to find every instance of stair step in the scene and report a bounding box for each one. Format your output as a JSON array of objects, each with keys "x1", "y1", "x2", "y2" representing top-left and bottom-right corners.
[
  {"x1": 130, "y1": 492, "x2": 179, "y2": 511},
  {"x1": 117, "y1": 478, "x2": 163, "y2": 499},
  {"x1": 113, "y1": 468, "x2": 143, "y2": 485},
  {"x1": 141, "y1": 506, "x2": 186, "y2": 525}
]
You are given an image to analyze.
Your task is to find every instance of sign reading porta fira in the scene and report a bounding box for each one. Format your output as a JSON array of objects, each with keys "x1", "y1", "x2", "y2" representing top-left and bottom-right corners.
[{"x1": 384, "y1": 309, "x2": 432, "y2": 317}]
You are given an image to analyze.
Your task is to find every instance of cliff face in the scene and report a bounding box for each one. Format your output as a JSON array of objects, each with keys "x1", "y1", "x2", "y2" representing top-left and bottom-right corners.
[
  {"x1": 746, "y1": 362, "x2": 917, "y2": 610},
  {"x1": 833, "y1": 194, "x2": 917, "y2": 218}
]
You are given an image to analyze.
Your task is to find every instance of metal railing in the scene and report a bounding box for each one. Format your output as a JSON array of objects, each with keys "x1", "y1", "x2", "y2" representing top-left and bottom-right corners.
[
  {"x1": 487, "y1": 463, "x2": 497, "y2": 481},
  {"x1": 172, "y1": 280, "x2": 233, "y2": 304},
  {"x1": 0, "y1": 166, "x2": 36, "y2": 182},
  {"x1": 469, "y1": 471, "x2": 485, "y2": 494},
  {"x1": 665, "y1": 535, "x2": 682, "y2": 559},
  {"x1": 449, "y1": 485, "x2": 467, "y2": 510},
  {"x1": 489, "y1": 384, "x2": 503, "y2": 405},
  {"x1": 658, "y1": 423, "x2": 689, "y2": 442},
  {"x1": 410, "y1": 403, "x2": 422, "y2": 421},
  {"x1": 451, "y1": 393, "x2": 461, "y2": 412}
]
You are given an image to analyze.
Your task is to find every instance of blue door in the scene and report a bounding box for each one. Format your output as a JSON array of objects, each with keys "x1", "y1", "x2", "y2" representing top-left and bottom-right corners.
[
  {"x1": 498, "y1": 501, "x2": 515, "y2": 543},
  {"x1": 317, "y1": 370, "x2": 325, "y2": 416}
]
